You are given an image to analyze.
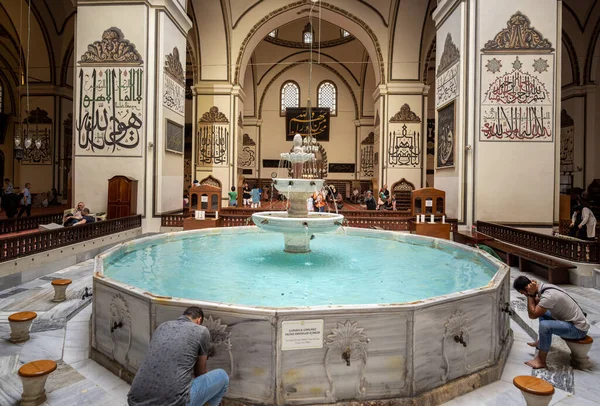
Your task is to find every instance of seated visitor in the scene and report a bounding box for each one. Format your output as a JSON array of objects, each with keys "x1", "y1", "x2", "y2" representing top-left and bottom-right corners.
[
  {"x1": 73, "y1": 208, "x2": 96, "y2": 225},
  {"x1": 351, "y1": 187, "x2": 360, "y2": 203},
  {"x1": 383, "y1": 196, "x2": 393, "y2": 211},
  {"x1": 569, "y1": 205, "x2": 597, "y2": 240},
  {"x1": 513, "y1": 276, "x2": 589, "y2": 369},
  {"x1": 49, "y1": 187, "x2": 61, "y2": 205},
  {"x1": 193, "y1": 179, "x2": 200, "y2": 187},
  {"x1": 364, "y1": 190, "x2": 377, "y2": 210},
  {"x1": 128, "y1": 306, "x2": 229, "y2": 406},
  {"x1": 63, "y1": 201, "x2": 85, "y2": 226}
]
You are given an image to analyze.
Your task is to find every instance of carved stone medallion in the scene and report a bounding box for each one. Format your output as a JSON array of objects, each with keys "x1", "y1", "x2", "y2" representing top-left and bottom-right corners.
[
  {"x1": 79, "y1": 27, "x2": 142, "y2": 64},
  {"x1": 199, "y1": 106, "x2": 229, "y2": 123},
  {"x1": 389, "y1": 103, "x2": 421, "y2": 123},
  {"x1": 483, "y1": 11, "x2": 553, "y2": 52},
  {"x1": 164, "y1": 47, "x2": 185, "y2": 84}
]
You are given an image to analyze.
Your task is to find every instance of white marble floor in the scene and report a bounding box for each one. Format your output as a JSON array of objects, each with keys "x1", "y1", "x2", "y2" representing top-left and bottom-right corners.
[{"x1": 0, "y1": 262, "x2": 599, "y2": 405}]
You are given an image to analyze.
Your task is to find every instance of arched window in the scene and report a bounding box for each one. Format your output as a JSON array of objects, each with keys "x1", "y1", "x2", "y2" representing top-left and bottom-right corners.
[
  {"x1": 280, "y1": 81, "x2": 300, "y2": 114},
  {"x1": 317, "y1": 81, "x2": 337, "y2": 115}
]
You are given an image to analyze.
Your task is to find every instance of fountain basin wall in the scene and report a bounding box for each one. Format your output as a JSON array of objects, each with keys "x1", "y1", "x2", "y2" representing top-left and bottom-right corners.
[{"x1": 92, "y1": 227, "x2": 511, "y2": 405}]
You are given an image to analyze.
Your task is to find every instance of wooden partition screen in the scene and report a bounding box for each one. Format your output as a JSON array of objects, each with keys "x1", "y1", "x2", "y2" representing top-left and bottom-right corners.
[{"x1": 411, "y1": 187, "x2": 445, "y2": 216}]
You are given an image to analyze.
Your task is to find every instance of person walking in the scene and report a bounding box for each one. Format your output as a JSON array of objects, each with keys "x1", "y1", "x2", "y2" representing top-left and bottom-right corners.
[{"x1": 18, "y1": 182, "x2": 32, "y2": 217}]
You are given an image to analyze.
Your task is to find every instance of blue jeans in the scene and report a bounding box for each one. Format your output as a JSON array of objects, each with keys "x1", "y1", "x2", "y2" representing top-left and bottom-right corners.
[
  {"x1": 187, "y1": 369, "x2": 229, "y2": 406},
  {"x1": 538, "y1": 311, "x2": 587, "y2": 352}
]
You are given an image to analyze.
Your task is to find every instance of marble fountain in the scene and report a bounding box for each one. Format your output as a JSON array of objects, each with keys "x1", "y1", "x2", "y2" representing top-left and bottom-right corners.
[{"x1": 91, "y1": 135, "x2": 512, "y2": 405}]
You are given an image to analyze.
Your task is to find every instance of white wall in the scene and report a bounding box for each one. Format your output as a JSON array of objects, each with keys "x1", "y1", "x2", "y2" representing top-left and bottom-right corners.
[{"x1": 257, "y1": 64, "x2": 357, "y2": 180}]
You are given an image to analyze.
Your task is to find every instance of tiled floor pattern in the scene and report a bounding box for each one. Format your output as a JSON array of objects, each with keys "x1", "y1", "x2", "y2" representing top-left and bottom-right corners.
[{"x1": 0, "y1": 262, "x2": 599, "y2": 405}]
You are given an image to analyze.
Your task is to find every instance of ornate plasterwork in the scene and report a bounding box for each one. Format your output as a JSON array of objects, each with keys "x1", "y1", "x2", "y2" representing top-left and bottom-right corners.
[
  {"x1": 234, "y1": 1, "x2": 385, "y2": 85},
  {"x1": 389, "y1": 103, "x2": 421, "y2": 123},
  {"x1": 374, "y1": 111, "x2": 380, "y2": 129},
  {"x1": 361, "y1": 132, "x2": 374, "y2": 145},
  {"x1": 324, "y1": 321, "x2": 369, "y2": 402},
  {"x1": 24, "y1": 107, "x2": 52, "y2": 124},
  {"x1": 109, "y1": 293, "x2": 132, "y2": 365},
  {"x1": 199, "y1": 175, "x2": 222, "y2": 188},
  {"x1": 238, "y1": 112, "x2": 244, "y2": 128},
  {"x1": 561, "y1": 108, "x2": 574, "y2": 127},
  {"x1": 79, "y1": 28, "x2": 142, "y2": 64},
  {"x1": 437, "y1": 34, "x2": 460, "y2": 75},
  {"x1": 204, "y1": 315, "x2": 234, "y2": 377},
  {"x1": 199, "y1": 106, "x2": 229, "y2": 123},
  {"x1": 164, "y1": 47, "x2": 185, "y2": 84},
  {"x1": 483, "y1": 11, "x2": 553, "y2": 52},
  {"x1": 242, "y1": 133, "x2": 256, "y2": 146}
]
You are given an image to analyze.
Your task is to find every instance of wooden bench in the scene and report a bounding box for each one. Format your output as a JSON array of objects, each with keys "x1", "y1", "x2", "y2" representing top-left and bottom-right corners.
[{"x1": 484, "y1": 240, "x2": 575, "y2": 284}]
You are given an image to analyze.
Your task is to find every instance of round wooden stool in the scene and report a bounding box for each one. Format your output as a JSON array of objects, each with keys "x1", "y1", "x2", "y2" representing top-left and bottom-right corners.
[
  {"x1": 18, "y1": 360, "x2": 57, "y2": 406},
  {"x1": 51, "y1": 279, "x2": 72, "y2": 302},
  {"x1": 8, "y1": 311, "x2": 37, "y2": 343},
  {"x1": 513, "y1": 376, "x2": 554, "y2": 406},
  {"x1": 563, "y1": 335, "x2": 594, "y2": 369}
]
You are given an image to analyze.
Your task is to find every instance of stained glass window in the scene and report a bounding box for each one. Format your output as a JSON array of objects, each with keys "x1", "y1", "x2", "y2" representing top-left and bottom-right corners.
[
  {"x1": 341, "y1": 29, "x2": 350, "y2": 37},
  {"x1": 281, "y1": 81, "x2": 300, "y2": 114},
  {"x1": 268, "y1": 30, "x2": 278, "y2": 38},
  {"x1": 317, "y1": 81, "x2": 336, "y2": 115}
]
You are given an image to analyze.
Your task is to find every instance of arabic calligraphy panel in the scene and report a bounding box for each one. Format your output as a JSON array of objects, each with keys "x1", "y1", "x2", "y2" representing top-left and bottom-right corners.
[
  {"x1": 436, "y1": 102, "x2": 455, "y2": 169},
  {"x1": 163, "y1": 75, "x2": 185, "y2": 116},
  {"x1": 436, "y1": 63, "x2": 459, "y2": 108},
  {"x1": 76, "y1": 67, "x2": 144, "y2": 156},
  {"x1": 285, "y1": 108, "x2": 330, "y2": 142},
  {"x1": 480, "y1": 54, "x2": 554, "y2": 142},
  {"x1": 166, "y1": 120, "x2": 183, "y2": 154}
]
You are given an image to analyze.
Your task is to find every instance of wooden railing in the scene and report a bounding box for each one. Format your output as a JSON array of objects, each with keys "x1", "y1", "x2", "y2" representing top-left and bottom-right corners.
[
  {"x1": 162, "y1": 208, "x2": 458, "y2": 233},
  {"x1": 477, "y1": 221, "x2": 600, "y2": 264},
  {"x1": 0, "y1": 215, "x2": 142, "y2": 262},
  {"x1": 0, "y1": 213, "x2": 64, "y2": 235}
]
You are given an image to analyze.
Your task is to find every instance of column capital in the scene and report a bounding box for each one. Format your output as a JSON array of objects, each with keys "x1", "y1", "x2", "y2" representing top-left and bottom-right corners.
[
  {"x1": 231, "y1": 85, "x2": 246, "y2": 103},
  {"x1": 244, "y1": 118, "x2": 263, "y2": 127},
  {"x1": 193, "y1": 82, "x2": 234, "y2": 95},
  {"x1": 372, "y1": 84, "x2": 388, "y2": 101}
]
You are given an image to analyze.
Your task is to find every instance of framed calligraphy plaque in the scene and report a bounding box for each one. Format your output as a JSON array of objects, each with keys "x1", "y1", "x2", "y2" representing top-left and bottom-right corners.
[
  {"x1": 436, "y1": 102, "x2": 455, "y2": 169},
  {"x1": 285, "y1": 107, "x2": 330, "y2": 141},
  {"x1": 480, "y1": 54, "x2": 554, "y2": 142},
  {"x1": 166, "y1": 119, "x2": 184, "y2": 154}
]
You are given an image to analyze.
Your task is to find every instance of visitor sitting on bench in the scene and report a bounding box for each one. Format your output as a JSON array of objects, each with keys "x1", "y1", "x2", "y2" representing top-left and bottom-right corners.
[
  {"x1": 569, "y1": 205, "x2": 597, "y2": 240},
  {"x1": 73, "y1": 208, "x2": 96, "y2": 225},
  {"x1": 513, "y1": 276, "x2": 589, "y2": 369},
  {"x1": 63, "y1": 202, "x2": 85, "y2": 226},
  {"x1": 364, "y1": 190, "x2": 377, "y2": 210},
  {"x1": 128, "y1": 306, "x2": 229, "y2": 406}
]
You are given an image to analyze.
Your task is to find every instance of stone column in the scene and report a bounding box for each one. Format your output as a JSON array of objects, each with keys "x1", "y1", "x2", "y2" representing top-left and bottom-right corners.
[
  {"x1": 434, "y1": 0, "x2": 561, "y2": 225},
  {"x1": 384, "y1": 83, "x2": 429, "y2": 191},
  {"x1": 73, "y1": 0, "x2": 191, "y2": 232}
]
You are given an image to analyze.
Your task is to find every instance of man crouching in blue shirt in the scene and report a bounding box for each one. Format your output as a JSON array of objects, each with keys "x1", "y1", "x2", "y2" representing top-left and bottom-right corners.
[{"x1": 128, "y1": 306, "x2": 229, "y2": 406}]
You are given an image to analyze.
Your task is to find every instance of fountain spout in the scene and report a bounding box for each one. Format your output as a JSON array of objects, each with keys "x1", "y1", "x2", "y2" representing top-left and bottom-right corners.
[
  {"x1": 261, "y1": 219, "x2": 269, "y2": 225},
  {"x1": 110, "y1": 321, "x2": 123, "y2": 333},
  {"x1": 342, "y1": 348, "x2": 352, "y2": 366}
]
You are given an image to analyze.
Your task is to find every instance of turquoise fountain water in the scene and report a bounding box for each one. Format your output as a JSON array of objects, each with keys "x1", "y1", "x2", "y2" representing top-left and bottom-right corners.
[{"x1": 103, "y1": 230, "x2": 496, "y2": 307}]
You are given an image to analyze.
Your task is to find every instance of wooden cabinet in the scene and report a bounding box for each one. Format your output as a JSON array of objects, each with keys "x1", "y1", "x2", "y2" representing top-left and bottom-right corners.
[{"x1": 107, "y1": 176, "x2": 138, "y2": 219}]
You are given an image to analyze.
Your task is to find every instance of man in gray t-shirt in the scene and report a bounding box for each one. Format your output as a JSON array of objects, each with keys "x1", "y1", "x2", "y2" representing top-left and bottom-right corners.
[
  {"x1": 128, "y1": 306, "x2": 229, "y2": 406},
  {"x1": 513, "y1": 276, "x2": 589, "y2": 369}
]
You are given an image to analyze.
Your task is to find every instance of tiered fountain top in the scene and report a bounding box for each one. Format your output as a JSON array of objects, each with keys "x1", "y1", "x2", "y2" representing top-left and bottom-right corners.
[{"x1": 252, "y1": 134, "x2": 343, "y2": 253}]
